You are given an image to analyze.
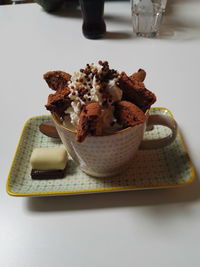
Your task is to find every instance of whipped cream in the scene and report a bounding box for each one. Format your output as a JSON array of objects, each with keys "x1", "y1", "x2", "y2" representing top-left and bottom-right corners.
[{"x1": 65, "y1": 61, "x2": 122, "y2": 131}]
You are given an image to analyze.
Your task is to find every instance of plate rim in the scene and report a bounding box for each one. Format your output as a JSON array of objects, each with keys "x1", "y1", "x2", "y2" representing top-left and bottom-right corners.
[{"x1": 6, "y1": 107, "x2": 196, "y2": 197}]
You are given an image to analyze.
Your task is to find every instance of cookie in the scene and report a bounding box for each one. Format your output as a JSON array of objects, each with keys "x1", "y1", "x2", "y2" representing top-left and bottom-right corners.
[
  {"x1": 114, "y1": 100, "x2": 146, "y2": 127},
  {"x1": 45, "y1": 86, "x2": 71, "y2": 116},
  {"x1": 118, "y1": 71, "x2": 156, "y2": 112},
  {"x1": 129, "y1": 68, "x2": 146, "y2": 82},
  {"x1": 43, "y1": 71, "x2": 71, "y2": 91},
  {"x1": 76, "y1": 102, "x2": 102, "y2": 142}
]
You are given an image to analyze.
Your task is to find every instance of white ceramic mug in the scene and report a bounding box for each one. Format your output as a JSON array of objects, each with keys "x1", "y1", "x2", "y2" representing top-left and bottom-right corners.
[{"x1": 52, "y1": 110, "x2": 177, "y2": 177}]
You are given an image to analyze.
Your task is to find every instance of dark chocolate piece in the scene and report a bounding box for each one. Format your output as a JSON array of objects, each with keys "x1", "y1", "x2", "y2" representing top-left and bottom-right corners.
[{"x1": 31, "y1": 169, "x2": 65, "y2": 179}]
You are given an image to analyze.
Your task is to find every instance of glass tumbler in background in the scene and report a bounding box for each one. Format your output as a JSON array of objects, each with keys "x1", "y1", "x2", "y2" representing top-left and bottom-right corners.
[{"x1": 131, "y1": 0, "x2": 167, "y2": 37}]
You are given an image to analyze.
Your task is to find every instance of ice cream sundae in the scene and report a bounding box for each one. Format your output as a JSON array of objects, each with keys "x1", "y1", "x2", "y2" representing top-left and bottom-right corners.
[{"x1": 44, "y1": 61, "x2": 156, "y2": 142}]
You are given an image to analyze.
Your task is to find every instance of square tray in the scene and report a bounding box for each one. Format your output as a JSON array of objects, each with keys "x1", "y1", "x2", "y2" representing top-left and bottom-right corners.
[{"x1": 6, "y1": 107, "x2": 195, "y2": 197}]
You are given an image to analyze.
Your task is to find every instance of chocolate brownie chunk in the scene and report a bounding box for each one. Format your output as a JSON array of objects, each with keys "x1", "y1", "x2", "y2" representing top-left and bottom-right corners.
[
  {"x1": 76, "y1": 102, "x2": 102, "y2": 142},
  {"x1": 45, "y1": 86, "x2": 71, "y2": 116},
  {"x1": 118, "y1": 72, "x2": 156, "y2": 112},
  {"x1": 44, "y1": 71, "x2": 71, "y2": 91},
  {"x1": 114, "y1": 101, "x2": 146, "y2": 127}
]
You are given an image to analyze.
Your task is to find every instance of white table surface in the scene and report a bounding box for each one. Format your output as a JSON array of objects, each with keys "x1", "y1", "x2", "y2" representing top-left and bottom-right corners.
[{"x1": 1, "y1": 1, "x2": 200, "y2": 266}]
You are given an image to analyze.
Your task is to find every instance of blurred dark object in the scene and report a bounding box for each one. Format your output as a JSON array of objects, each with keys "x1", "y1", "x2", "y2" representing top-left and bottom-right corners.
[
  {"x1": 35, "y1": 0, "x2": 106, "y2": 39},
  {"x1": 14, "y1": 0, "x2": 34, "y2": 3},
  {"x1": 0, "y1": 0, "x2": 12, "y2": 4},
  {"x1": 35, "y1": 0, "x2": 64, "y2": 12},
  {"x1": 35, "y1": 0, "x2": 79, "y2": 12},
  {"x1": 0, "y1": 0, "x2": 34, "y2": 4},
  {"x1": 79, "y1": 0, "x2": 106, "y2": 39}
]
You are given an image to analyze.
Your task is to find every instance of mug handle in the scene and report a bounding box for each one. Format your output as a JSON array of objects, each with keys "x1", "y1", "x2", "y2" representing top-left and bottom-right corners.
[{"x1": 140, "y1": 114, "x2": 178, "y2": 149}]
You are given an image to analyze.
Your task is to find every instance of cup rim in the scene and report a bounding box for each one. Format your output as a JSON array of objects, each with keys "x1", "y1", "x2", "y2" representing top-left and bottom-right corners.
[{"x1": 51, "y1": 110, "x2": 149, "y2": 137}]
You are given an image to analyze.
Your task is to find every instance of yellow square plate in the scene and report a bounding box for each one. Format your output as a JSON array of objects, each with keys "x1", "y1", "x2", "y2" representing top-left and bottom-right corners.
[{"x1": 6, "y1": 108, "x2": 195, "y2": 197}]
